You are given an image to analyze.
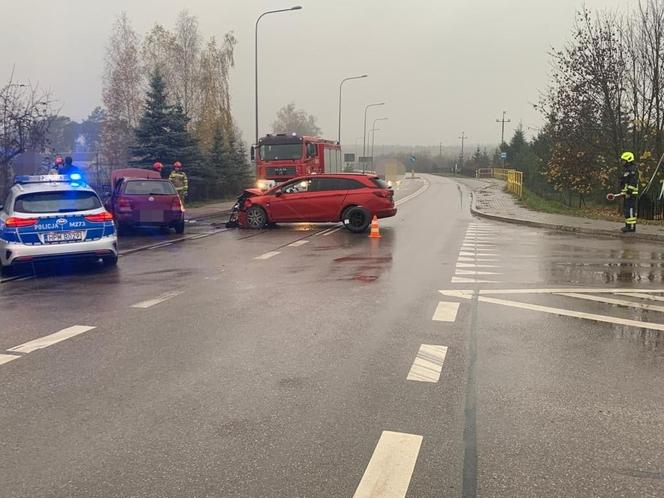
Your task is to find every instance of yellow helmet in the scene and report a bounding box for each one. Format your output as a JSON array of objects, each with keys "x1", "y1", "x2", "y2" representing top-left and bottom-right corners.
[{"x1": 621, "y1": 151, "x2": 635, "y2": 163}]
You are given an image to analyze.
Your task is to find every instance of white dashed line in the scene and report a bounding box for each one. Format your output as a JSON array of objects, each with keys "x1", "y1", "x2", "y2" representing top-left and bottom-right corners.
[
  {"x1": 353, "y1": 431, "x2": 423, "y2": 498},
  {"x1": 455, "y1": 270, "x2": 501, "y2": 276},
  {"x1": 407, "y1": 345, "x2": 448, "y2": 383},
  {"x1": 0, "y1": 354, "x2": 20, "y2": 366},
  {"x1": 323, "y1": 227, "x2": 344, "y2": 236},
  {"x1": 432, "y1": 301, "x2": 460, "y2": 322},
  {"x1": 7, "y1": 325, "x2": 96, "y2": 354},
  {"x1": 457, "y1": 257, "x2": 498, "y2": 262},
  {"x1": 254, "y1": 251, "x2": 281, "y2": 260},
  {"x1": 131, "y1": 290, "x2": 184, "y2": 309},
  {"x1": 288, "y1": 240, "x2": 311, "y2": 248}
]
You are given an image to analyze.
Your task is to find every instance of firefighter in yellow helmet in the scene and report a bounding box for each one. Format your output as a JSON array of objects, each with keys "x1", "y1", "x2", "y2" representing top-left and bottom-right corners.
[
  {"x1": 619, "y1": 151, "x2": 638, "y2": 233},
  {"x1": 169, "y1": 161, "x2": 189, "y2": 203}
]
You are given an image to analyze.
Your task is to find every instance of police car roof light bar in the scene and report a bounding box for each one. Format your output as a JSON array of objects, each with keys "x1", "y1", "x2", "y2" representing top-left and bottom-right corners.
[{"x1": 14, "y1": 174, "x2": 83, "y2": 184}]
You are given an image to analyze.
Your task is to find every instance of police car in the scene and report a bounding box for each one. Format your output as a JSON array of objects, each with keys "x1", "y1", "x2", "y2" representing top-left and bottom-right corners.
[{"x1": 0, "y1": 174, "x2": 118, "y2": 273}]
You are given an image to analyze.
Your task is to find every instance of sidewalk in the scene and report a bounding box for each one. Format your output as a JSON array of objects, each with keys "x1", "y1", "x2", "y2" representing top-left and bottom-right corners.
[
  {"x1": 185, "y1": 200, "x2": 235, "y2": 221},
  {"x1": 454, "y1": 177, "x2": 664, "y2": 243}
]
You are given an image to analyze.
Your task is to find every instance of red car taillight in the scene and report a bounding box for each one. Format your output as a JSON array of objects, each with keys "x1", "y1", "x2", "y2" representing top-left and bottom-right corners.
[
  {"x1": 5, "y1": 216, "x2": 38, "y2": 227},
  {"x1": 372, "y1": 190, "x2": 392, "y2": 199},
  {"x1": 85, "y1": 211, "x2": 114, "y2": 223},
  {"x1": 171, "y1": 196, "x2": 184, "y2": 212},
  {"x1": 117, "y1": 197, "x2": 132, "y2": 213}
]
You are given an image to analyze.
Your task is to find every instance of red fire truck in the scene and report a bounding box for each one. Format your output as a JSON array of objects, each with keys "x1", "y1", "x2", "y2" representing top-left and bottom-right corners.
[{"x1": 253, "y1": 134, "x2": 342, "y2": 190}]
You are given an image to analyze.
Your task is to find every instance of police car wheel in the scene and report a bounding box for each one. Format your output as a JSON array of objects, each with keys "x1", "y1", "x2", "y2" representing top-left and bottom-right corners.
[
  {"x1": 0, "y1": 264, "x2": 13, "y2": 277},
  {"x1": 102, "y1": 255, "x2": 118, "y2": 267},
  {"x1": 246, "y1": 206, "x2": 268, "y2": 229}
]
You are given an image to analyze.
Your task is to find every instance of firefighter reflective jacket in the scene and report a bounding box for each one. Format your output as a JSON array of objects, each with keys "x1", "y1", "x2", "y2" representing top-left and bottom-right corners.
[{"x1": 169, "y1": 170, "x2": 189, "y2": 197}]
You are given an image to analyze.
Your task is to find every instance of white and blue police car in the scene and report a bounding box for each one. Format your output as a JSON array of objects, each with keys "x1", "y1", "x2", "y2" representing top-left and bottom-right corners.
[{"x1": 0, "y1": 174, "x2": 118, "y2": 273}]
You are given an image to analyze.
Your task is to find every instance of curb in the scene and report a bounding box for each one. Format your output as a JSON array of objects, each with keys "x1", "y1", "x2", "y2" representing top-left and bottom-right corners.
[{"x1": 469, "y1": 192, "x2": 664, "y2": 243}]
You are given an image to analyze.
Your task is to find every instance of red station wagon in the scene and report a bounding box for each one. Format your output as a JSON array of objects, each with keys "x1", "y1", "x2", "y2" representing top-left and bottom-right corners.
[
  {"x1": 106, "y1": 168, "x2": 185, "y2": 235},
  {"x1": 236, "y1": 174, "x2": 397, "y2": 233}
]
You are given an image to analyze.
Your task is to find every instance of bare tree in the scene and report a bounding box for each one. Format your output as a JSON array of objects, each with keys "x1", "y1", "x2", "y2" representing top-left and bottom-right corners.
[
  {"x1": 142, "y1": 23, "x2": 177, "y2": 87},
  {"x1": 0, "y1": 74, "x2": 52, "y2": 195},
  {"x1": 195, "y1": 34, "x2": 236, "y2": 149},
  {"x1": 172, "y1": 10, "x2": 201, "y2": 119},
  {"x1": 272, "y1": 103, "x2": 322, "y2": 136},
  {"x1": 101, "y1": 12, "x2": 142, "y2": 168}
]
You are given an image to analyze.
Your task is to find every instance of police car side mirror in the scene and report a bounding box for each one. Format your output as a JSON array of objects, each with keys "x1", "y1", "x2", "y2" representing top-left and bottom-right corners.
[{"x1": 0, "y1": 203, "x2": 4, "y2": 212}]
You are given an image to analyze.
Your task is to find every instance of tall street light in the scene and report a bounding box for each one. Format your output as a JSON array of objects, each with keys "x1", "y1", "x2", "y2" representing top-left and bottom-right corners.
[
  {"x1": 255, "y1": 6, "x2": 302, "y2": 146},
  {"x1": 362, "y1": 102, "x2": 385, "y2": 169},
  {"x1": 337, "y1": 74, "x2": 367, "y2": 144},
  {"x1": 370, "y1": 117, "x2": 388, "y2": 170}
]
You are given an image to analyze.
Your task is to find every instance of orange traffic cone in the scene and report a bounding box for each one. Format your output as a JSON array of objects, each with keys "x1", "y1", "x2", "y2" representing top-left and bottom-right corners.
[{"x1": 369, "y1": 215, "x2": 381, "y2": 238}]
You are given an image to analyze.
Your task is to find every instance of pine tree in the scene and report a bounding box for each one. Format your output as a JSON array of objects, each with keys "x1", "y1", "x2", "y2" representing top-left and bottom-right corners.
[
  {"x1": 226, "y1": 129, "x2": 251, "y2": 193},
  {"x1": 132, "y1": 69, "x2": 202, "y2": 195},
  {"x1": 207, "y1": 123, "x2": 232, "y2": 196}
]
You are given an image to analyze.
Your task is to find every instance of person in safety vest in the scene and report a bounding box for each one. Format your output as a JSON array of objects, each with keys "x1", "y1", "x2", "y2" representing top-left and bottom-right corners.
[
  {"x1": 169, "y1": 161, "x2": 188, "y2": 202},
  {"x1": 619, "y1": 151, "x2": 639, "y2": 233}
]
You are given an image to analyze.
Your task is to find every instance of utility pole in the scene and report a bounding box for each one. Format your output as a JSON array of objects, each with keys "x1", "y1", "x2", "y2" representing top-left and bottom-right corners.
[
  {"x1": 459, "y1": 132, "x2": 467, "y2": 169},
  {"x1": 496, "y1": 110, "x2": 511, "y2": 146}
]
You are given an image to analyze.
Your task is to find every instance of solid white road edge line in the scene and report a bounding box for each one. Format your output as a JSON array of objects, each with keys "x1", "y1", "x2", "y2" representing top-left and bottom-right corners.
[
  {"x1": 407, "y1": 345, "x2": 448, "y2": 383},
  {"x1": 432, "y1": 301, "x2": 460, "y2": 322},
  {"x1": 131, "y1": 290, "x2": 184, "y2": 309},
  {"x1": 8, "y1": 326, "x2": 96, "y2": 354},
  {"x1": 353, "y1": 431, "x2": 423, "y2": 498},
  {"x1": 254, "y1": 251, "x2": 281, "y2": 260},
  {"x1": 395, "y1": 179, "x2": 430, "y2": 206},
  {"x1": 616, "y1": 292, "x2": 664, "y2": 302},
  {"x1": 0, "y1": 354, "x2": 21, "y2": 366},
  {"x1": 455, "y1": 270, "x2": 501, "y2": 276},
  {"x1": 451, "y1": 277, "x2": 498, "y2": 284}
]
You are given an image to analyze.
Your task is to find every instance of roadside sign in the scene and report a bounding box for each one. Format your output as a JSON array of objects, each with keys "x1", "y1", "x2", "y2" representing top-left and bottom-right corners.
[
  {"x1": 359, "y1": 156, "x2": 372, "y2": 163},
  {"x1": 500, "y1": 152, "x2": 507, "y2": 160},
  {"x1": 344, "y1": 153, "x2": 356, "y2": 162},
  {"x1": 409, "y1": 155, "x2": 417, "y2": 163}
]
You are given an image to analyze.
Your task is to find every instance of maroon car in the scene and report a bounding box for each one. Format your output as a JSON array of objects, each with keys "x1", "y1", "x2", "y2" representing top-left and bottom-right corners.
[
  {"x1": 235, "y1": 174, "x2": 396, "y2": 233},
  {"x1": 106, "y1": 168, "x2": 185, "y2": 235}
]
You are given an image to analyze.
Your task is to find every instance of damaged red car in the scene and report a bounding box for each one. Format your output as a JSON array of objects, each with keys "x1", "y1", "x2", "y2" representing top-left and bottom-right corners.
[{"x1": 229, "y1": 174, "x2": 397, "y2": 233}]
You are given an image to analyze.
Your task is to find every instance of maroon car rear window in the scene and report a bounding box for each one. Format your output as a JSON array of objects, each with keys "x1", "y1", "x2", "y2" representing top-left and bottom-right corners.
[{"x1": 124, "y1": 181, "x2": 176, "y2": 195}]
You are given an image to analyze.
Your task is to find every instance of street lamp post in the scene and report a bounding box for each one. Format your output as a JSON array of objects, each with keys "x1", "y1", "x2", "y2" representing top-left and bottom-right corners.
[
  {"x1": 362, "y1": 102, "x2": 385, "y2": 172},
  {"x1": 337, "y1": 74, "x2": 367, "y2": 144},
  {"x1": 370, "y1": 117, "x2": 388, "y2": 170},
  {"x1": 255, "y1": 6, "x2": 302, "y2": 146}
]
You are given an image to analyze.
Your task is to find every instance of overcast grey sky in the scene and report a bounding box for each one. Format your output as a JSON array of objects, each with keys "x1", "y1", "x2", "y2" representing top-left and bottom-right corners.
[{"x1": 1, "y1": 0, "x2": 637, "y2": 148}]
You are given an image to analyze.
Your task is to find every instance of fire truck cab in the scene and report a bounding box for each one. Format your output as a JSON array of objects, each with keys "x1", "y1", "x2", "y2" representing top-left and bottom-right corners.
[{"x1": 254, "y1": 134, "x2": 342, "y2": 190}]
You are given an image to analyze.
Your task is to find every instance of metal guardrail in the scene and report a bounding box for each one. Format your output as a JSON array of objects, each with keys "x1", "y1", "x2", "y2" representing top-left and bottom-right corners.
[{"x1": 475, "y1": 168, "x2": 523, "y2": 198}]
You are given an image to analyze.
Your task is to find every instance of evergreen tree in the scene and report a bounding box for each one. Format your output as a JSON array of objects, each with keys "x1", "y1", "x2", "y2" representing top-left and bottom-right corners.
[
  {"x1": 207, "y1": 123, "x2": 232, "y2": 195},
  {"x1": 132, "y1": 69, "x2": 200, "y2": 170}
]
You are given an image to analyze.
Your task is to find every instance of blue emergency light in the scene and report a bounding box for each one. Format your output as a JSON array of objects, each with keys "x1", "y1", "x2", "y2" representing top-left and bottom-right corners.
[{"x1": 14, "y1": 174, "x2": 85, "y2": 185}]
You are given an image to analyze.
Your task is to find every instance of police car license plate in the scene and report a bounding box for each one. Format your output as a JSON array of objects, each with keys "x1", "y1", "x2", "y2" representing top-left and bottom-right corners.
[{"x1": 45, "y1": 231, "x2": 85, "y2": 243}]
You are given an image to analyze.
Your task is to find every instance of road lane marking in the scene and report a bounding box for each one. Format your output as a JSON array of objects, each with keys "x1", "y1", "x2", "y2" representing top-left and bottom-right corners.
[
  {"x1": 479, "y1": 288, "x2": 664, "y2": 295},
  {"x1": 288, "y1": 240, "x2": 311, "y2": 247},
  {"x1": 458, "y1": 257, "x2": 498, "y2": 262},
  {"x1": 254, "y1": 251, "x2": 281, "y2": 260},
  {"x1": 395, "y1": 179, "x2": 430, "y2": 206},
  {"x1": 478, "y1": 296, "x2": 664, "y2": 332},
  {"x1": 558, "y1": 292, "x2": 664, "y2": 313},
  {"x1": 323, "y1": 227, "x2": 344, "y2": 236},
  {"x1": 455, "y1": 270, "x2": 501, "y2": 276},
  {"x1": 432, "y1": 301, "x2": 460, "y2": 321},
  {"x1": 407, "y1": 345, "x2": 448, "y2": 382},
  {"x1": 452, "y1": 277, "x2": 498, "y2": 284},
  {"x1": 617, "y1": 292, "x2": 664, "y2": 302},
  {"x1": 7, "y1": 326, "x2": 96, "y2": 354},
  {"x1": 459, "y1": 251, "x2": 497, "y2": 257},
  {"x1": 131, "y1": 290, "x2": 183, "y2": 309},
  {"x1": 0, "y1": 354, "x2": 20, "y2": 366},
  {"x1": 457, "y1": 263, "x2": 499, "y2": 268},
  {"x1": 353, "y1": 431, "x2": 423, "y2": 498}
]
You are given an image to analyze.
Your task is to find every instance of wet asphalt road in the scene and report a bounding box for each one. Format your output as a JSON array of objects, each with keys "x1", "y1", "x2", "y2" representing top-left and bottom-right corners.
[{"x1": 1, "y1": 174, "x2": 664, "y2": 497}]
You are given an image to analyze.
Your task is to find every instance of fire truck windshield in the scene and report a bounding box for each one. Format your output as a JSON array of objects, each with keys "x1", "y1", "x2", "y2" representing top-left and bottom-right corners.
[{"x1": 259, "y1": 143, "x2": 302, "y2": 161}]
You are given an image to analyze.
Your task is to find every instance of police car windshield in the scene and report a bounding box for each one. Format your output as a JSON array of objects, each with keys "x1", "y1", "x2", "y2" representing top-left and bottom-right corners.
[
  {"x1": 14, "y1": 191, "x2": 101, "y2": 214},
  {"x1": 124, "y1": 180, "x2": 176, "y2": 195}
]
